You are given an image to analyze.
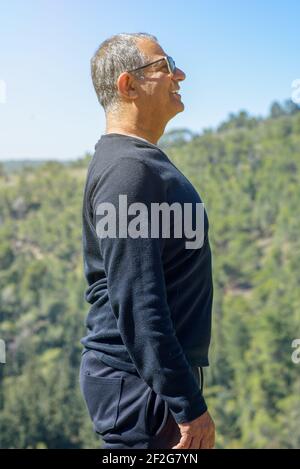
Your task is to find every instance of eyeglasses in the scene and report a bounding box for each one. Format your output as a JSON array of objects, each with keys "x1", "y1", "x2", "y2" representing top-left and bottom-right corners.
[{"x1": 127, "y1": 56, "x2": 176, "y2": 75}]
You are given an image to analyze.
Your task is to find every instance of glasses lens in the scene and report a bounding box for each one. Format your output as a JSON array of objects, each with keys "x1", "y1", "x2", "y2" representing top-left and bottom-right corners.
[{"x1": 167, "y1": 56, "x2": 176, "y2": 73}]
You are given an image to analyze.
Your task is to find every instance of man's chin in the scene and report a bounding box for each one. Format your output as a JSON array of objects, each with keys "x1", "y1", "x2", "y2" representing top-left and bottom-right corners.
[
  {"x1": 172, "y1": 100, "x2": 185, "y2": 116},
  {"x1": 163, "y1": 100, "x2": 185, "y2": 124}
]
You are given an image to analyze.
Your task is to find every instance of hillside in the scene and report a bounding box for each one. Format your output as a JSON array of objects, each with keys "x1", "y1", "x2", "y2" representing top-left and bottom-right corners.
[{"x1": 0, "y1": 103, "x2": 300, "y2": 448}]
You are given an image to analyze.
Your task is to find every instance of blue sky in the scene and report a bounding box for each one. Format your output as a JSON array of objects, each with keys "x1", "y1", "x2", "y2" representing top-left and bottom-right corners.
[{"x1": 0, "y1": 0, "x2": 299, "y2": 160}]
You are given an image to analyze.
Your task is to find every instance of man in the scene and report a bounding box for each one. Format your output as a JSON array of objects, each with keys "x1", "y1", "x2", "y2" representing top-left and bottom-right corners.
[{"x1": 79, "y1": 32, "x2": 215, "y2": 449}]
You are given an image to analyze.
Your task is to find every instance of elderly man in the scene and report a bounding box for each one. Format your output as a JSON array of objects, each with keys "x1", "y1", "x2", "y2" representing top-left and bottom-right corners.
[{"x1": 79, "y1": 32, "x2": 215, "y2": 449}]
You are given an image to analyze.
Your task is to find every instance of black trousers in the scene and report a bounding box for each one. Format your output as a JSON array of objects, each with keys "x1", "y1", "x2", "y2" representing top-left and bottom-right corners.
[{"x1": 79, "y1": 349, "x2": 203, "y2": 449}]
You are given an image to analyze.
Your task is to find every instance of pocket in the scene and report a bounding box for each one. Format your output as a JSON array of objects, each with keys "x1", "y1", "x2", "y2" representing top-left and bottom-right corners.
[
  {"x1": 145, "y1": 389, "x2": 169, "y2": 437},
  {"x1": 80, "y1": 373, "x2": 123, "y2": 435}
]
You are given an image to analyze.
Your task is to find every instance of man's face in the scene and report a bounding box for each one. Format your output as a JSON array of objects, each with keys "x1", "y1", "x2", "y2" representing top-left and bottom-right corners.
[{"x1": 133, "y1": 39, "x2": 186, "y2": 125}]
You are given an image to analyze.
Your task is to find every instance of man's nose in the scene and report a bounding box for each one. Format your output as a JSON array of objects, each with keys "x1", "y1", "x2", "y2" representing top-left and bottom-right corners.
[{"x1": 173, "y1": 67, "x2": 186, "y2": 81}]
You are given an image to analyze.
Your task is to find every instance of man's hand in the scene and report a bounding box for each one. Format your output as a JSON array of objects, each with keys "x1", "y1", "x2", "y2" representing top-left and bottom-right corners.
[{"x1": 172, "y1": 410, "x2": 215, "y2": 449}]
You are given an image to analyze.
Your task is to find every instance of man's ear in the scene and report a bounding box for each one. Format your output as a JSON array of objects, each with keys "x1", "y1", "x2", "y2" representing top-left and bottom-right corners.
[{"x1": 117, "y1": 72, "x2": 139, "y2": 101}]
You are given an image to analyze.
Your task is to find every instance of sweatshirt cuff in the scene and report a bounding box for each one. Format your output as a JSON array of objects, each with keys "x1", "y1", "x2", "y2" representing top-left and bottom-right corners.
[{"x1": 169, "y1": 392, "x2": 208, "y2": 424}]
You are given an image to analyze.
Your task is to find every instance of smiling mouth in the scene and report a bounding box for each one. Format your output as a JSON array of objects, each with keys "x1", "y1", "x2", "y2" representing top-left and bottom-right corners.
[{"x1": 170, "y1": 90, "x2": 181, "y2": 98}]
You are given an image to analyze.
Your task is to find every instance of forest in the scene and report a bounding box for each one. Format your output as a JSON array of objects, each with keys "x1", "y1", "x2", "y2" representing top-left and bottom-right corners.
[{"x1": 0, "y1": 99, "x2": 300, "y2": 448}]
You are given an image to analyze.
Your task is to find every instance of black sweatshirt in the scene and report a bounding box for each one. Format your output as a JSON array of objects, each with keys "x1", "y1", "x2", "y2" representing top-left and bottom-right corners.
[{"x1": 80, "y1": 133, "x2": 213, "y2": 424}]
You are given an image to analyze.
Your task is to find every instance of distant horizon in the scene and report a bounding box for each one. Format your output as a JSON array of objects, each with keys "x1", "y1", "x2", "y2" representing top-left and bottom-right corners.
[
  {"x1": 1, "y1": 0, "x2": 299, "y2": 161},
  {"x1": 0, "y1": 98, "x2": 286, "y2": 162}
]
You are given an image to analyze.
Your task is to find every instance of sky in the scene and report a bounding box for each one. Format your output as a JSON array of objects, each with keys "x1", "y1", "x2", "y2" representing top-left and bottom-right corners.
[{"x1": 0, "y1": 0, "x2": 299, "y2": 160}]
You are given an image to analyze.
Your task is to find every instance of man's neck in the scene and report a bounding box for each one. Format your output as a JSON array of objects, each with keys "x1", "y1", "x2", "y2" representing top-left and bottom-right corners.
[
  {"x1": 105, "y1": 114, "x2": 166, "y2": 146},
  {"x1": 105, "y1": 125, "x2": 160, "y2": 145}
]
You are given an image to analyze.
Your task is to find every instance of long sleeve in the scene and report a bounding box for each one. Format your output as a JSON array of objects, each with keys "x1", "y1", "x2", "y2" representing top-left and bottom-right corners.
[{"x1": 91, "y1": 156, "x2": 207, "y2": 424}]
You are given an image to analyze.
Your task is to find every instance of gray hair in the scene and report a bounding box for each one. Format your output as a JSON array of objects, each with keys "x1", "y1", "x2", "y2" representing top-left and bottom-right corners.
[{"x1": 91, "y1": 32, "x2": 158, "y2": 113}]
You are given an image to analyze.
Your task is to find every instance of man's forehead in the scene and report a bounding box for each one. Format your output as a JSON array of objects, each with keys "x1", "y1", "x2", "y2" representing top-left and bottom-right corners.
[{"x1": 136, "y1": 38, "x2": 166, "y2": 60}]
